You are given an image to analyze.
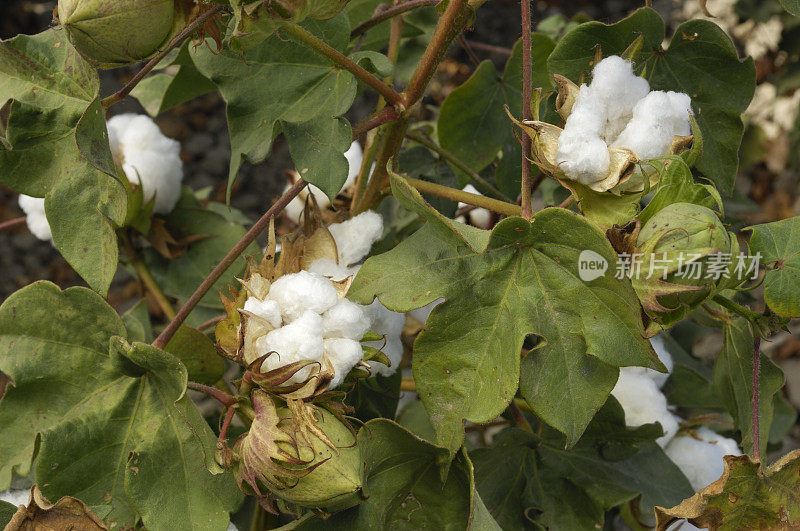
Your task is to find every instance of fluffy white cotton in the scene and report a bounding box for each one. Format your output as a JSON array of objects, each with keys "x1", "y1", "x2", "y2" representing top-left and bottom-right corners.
[
  {"x1": 106, "y1": 114, "x2": 183, "y2": 215},
  {"x1": 555, "y1": 56, "x2": 692, "y2": 184},
  {"x1": 267, "y1": 270, "x2": 339, "y2": 322},
  {"x1": 243, "y1": 297, "x2": 282, "y2": 328},
  {"x1": 328, "y1": 210, "x2": 384, "y2": 267},
  {"x1": 407, "y1": 298, "x2": 445, "y2": 326},
  {"x1": 613, "y1": 91, "x2": 693, "y2": 160},
  {"x1": 664, "y1": 427, "x2": 742, "y2": 491},
  {"x1": 323, "y1": 298, "x2": 370, "y2": 340},
  {"x1": 456, "y1": 185, "x2": 492, "y2": 229},
  {"x1": 363, "y1": 300, "x2": 406, "y2": 376},
  {"x1": 256, "y1": 310, "x2": 324, "y2": 384},
  {"x1": 0, "y1": 488, "x2": 29, "y2": 508},
  {"x1": 323, "y1": 338, "x2": 364, "y2": 388},
  {"x1": 18, "y1": 195, "x2": 52, "y2": 242},
  {"x1": 283, "y1": 141, "x2": 364, "y2": 223},
  {"x1": 623, "y1": 334, "x2": 675, "y2": 388},
  {"x1": 611, "y1": 370, "x2": 680, "y2": 447}
]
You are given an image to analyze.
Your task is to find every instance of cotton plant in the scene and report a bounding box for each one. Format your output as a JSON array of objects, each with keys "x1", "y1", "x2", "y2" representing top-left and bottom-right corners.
[
  {"x1": 511, "y1": 55, "x2": 693, "y2": 193},
  {"x1": 664, "y1": 426, "x2": 742, "y2": 491},
  {"x1": 455, "y1": 185, "x2": 492, "y2": 229}
]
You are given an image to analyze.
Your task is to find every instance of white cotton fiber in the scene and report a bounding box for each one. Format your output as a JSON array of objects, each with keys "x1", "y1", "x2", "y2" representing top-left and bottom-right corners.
[
  {"x1": 0, "y1": 488, "x2": 29, "y2": 508},
  {"x1": 458, "y1": 185, "x2": 492, "y2": 229},
  {"x1": 266, "y1": 270, "x2": 339, "y2": 322},
  {"x1": 623, "y1": 334, "x2": 675, "y2": 388},
  {"x1": 613, "y1": 90, "x2": 693, "y2": 160},
  {"x1": 323, "y1": 337, "x2": 364, "y2": 388},
  {"x1": 365, "y1": 336, "x2": 404, "y2": 377},
  {"x1": 611, "y1": 370, "x2": 679, "y2": 447},
  {"x1": 343, "y1": 140, "x2": 364, "y2": 189},
  {"x1": 256, "y1": 310, "x2": 324, "y2": 384},
  {"x1": 328, "y1": 210, "x2": 384, "y2": 267},
  {"x1": 323, "y1": 298, "x2": 370, "y2": 340},
  {"x1": 243, "y1": 297, "x2": 282, "y2": 328},
  {"x1": 407, "y1": 298, "x2": 445, "y2": 326},
  {"x1": 307, "y1": 257, "x2": 353, "y2": 281},
  {"x1": 362, "y1": 299, "x2": 407, "y2": 377},
  {"x1": 106, "y1": 113, "x2": 183, "y2": 215},
  {"x1": 18, "y1": 195, "x2": 52, "y2": 242},
  {"x1": 664, "y1": 427, "x2": 742, "y2": 491},
  {"x1": 589, "y1": 56, "x2": 650, "y2": 141},
  {"x1": 556, "y1": 129, "x2": 611, "y2": 184}
]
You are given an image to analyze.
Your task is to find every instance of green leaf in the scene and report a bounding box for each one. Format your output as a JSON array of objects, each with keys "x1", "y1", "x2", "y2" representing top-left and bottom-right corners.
[
  {"x1": 143, "y1": 190, "x2": 259, "y2": 309},
  {"x1": 298, "y1": 419, "x2": 474, "y2": 530},
  {"x1": 349, "y1": 50, "x2": 394, "y2": 78},
  {"x1": 0, "y1": 30, "x2": 126, "y2": 294},
  {"x1": 713, "y1": 317, "x2": 784, "y2": 458},
  {"x1": 437, "y1": 35, "x2": 555, "y2": 198},
  {"x1": 779, "y1": 0, "x2": 800, "y2": 15},
  {"x1": 395, "y1": 399, "x2": 437, "y2": 444},
  {"x1": 398, "y1": 146, "x2": 459, "y2": 217},
  {"x1": 130, "y1": 44, "x2": 217, "y2": 117},
  {"x1": 122, "y1": 300, "x2": 154, "y2": 344},
  {"x1": 0, "y1": 282, "x2": 242, "y2": 528},
  {"x1": 0, "y1": 500, "x2": 17, "y2": 528},
  {"x1": 193, "y1": 16, "x2": 357, "y2": 200},
  {"x1": 547, "y1": 8, "x2": 756, "y2": 194},
  {"x1": 345, "y1": 372, "x2": 402, "y2": 423},
  {"x1": 638, "y1": 158, "x2": 722, "y2": 226},
  {"x1": 746, "y1": 216, "x2": 800, "y2": 317},
  {"x1": 655, "y1": 450, "x2": 800, "y2": 530},
  {"x1": 164, "y1": 326, "x2": 226, "y2": 386},
  {"x1": 350, "y1": 174, "x2": 660, "y2": 456}
]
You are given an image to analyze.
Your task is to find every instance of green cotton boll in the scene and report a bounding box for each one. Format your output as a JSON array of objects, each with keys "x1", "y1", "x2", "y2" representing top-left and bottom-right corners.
[
  {"x1": 633, "y1": 202, "x2": 734, "y2": 328},
  {"x1": 57, "y1": 0, "x2": 188, "y2": 68}
]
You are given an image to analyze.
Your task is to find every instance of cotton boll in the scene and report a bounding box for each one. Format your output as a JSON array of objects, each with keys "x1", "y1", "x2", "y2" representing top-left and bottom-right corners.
[
  {"x1": 323, "y1": 298, "x2": 370, "y2": 340},
  {"x1": 106, "y1": 113, "x2": 184, "y2": 214},
  {"x1": 267, "y1": 270, "x2": 339, "y2": 322},
  {"x1": 664, "y1": 427, "x2": 742, "y2": 491},
  {"x1": 323, "y1": 337, "x2": 364, "y2": 388},
  {"x1": 256, "y1": 310, "x2": 324, "y2": 383},
  {"x1": 243, "y1": 297, "x2": 282, "y2": 328},
  {"x1": 557, "y1": 131, "x2": 611, "y2": 184},
  {"x1": 308, "y1": 258, "x2": 352, "y2": 281},
  {"x1": 611, "y1": 370, "x2": 679, "y2": 447},
  {"x1": 344, "y1": 141, "x2": 363, "y2": 188},
  {"x1": 366, "y1": 299, "x2": 406, "y2": 338},
  {"x1": 457, "y1": 185, "x2": 492, "y2": 229},
  {"x1": 328, "y1": 211, "x2": 384, "y2": 267},
  {"x1": 18, "y1": 195, "x2": 52, "y2": 242}
]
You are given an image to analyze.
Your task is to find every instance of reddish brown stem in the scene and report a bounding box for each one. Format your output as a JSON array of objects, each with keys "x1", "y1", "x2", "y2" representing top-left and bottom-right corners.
[
  {"x1": 457, "y1": 34, "x2": 481, "y2": 67},
  {"x1": 352, "y1": 107, "x2": 400, "y2": 140},
  {"x1": 218, "y1": 405, "x2": 237, "y2": 443},
  {"x1": 197, "y1": 314, "x2": 225, "y2": 332},
  {"x1": 520, "y1": 0, "x2": 533, "y2": 219},
  {"x1": 350, "y1": 0, "x2": 440, "y2": 38},
  {"x1": 508, "y1": 400, "x2": 533, "y2": 433},
  {"x1": 0, "y1": 216, "x2": 25, "y2": 231},
  {"x1": 102, "y1": 5, "x2": 224, "y2": 109},
  {"x1": 463, "y1": 40, "x2": 513, "y2": 56},
  {"x1": 752, "y1": 336, "x2": 761, "y2": 461},
  {"x1": 153, "y1": 180, "x2": 306, "y2": 349},
  {"x1": 188, "y1": 381, "x2": 236, "y2": 407}
]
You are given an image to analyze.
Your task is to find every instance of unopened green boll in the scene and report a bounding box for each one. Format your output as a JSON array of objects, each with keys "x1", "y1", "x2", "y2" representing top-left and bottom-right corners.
[{"x1": 57, "y1": 0, "x2": 189, "y2": 68}]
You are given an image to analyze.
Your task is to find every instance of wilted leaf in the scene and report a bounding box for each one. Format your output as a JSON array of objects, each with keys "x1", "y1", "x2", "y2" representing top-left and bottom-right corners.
[
  {"x1": 655, "y1": 450, "x2": 800, "y2": 530},
  {"x1": 746, "y1": 216, "x2": 800, "y2": 317},
  {"x1": 350, "y1": 174, "x2": 660, "y2": 456},
  {"x1": 6, "y1": 485, "x2": 106, "y2": 530}
]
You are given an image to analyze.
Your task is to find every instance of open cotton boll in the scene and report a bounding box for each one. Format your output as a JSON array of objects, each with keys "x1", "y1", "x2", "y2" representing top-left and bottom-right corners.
[
  {"x1": 556, "y1": 131, "x2": 611, "y2": 184},
  {"x1": 0, "y1": 488, "x2": 29, "y2": 507},
  {"x1": 106, "y1": 113, "x2": 183, "y2": 214},
  {"x1": 323, "y1": 337, "x2": 364, "y2": 388},
  {"x1": 458, "y1": 185, "x2": 492, "y2": 229},
  {"x1": 613, "y1": 91, "x2": 692, "y2": 160},
  {"x1": 664, "y1": 427, "x2": 742, "y2": 491},
  {"x1": 308, "y1": 257, "x2": 353, "y2": 282},
  {"x1": 18, "y1": 195, "x2": 52, "y2": 242},
  {"x1": 323, "y1": 298, "x2": 370, "y2": 340},
  {"x1": 243, "y1": 297, "x2": 282, "y2": 328},
  {"x1": 255, "y1": 310, "x2": 324, "y2": 383},
  {"x1": 611, "y1": 370, "x2": 679, "y2": 447},
  {"x1": 328, "y1": 211, "x2": 384, "y2": 267},
  {"x1": 266, "y1": 270, "x2": 339, "y2": 322}
]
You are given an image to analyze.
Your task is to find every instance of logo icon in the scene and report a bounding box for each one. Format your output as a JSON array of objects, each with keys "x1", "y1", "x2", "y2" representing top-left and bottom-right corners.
[{"x1": 578, "y1": 250, "x2": 608, "y2": 281}]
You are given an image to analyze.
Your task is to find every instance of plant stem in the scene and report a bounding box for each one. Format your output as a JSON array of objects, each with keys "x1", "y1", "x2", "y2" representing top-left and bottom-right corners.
[
  {"x1": 350, "y1": 0, "x2": 440, "y2": 38},
  {"x1": 520, "y1": 0, "x2": 533, "y2": 220},
  {"x1": 400, "y1": 376, "x2": 417, "y2": 392},
  {"x1": 153, "y1": 180, "x2": 306, "y2": 349},
  {"x1": 197, "y1": 314, "x2": 225, "y2": 332},
  {"x1": 508, "y1": 400, "x2": 533, "y2": 433},
  {"x1": 188, "y1": 381, "x2": 236, "y2": 407},
  {"x1": 711, "y1": 295, "x2": 763, "y2": 323},
  {"x1": 463, "y1": 40, "x2": 513, "y2": 56},
  {"x1": 405, "y1": 177, "x2": 521, "y2": 216},
  {"x1": 101, "y1": 5, "x2": 224, "y2": 110},
  {"x1": 282, "y1": 24, "x2": 405, "y2": 108},
  {"x1": 457, "y1": 34, "x2": 481, "y2": 67},
  {"x1": 352, "y1": 107, "x2": 399, "y2": 141},
  {"x1": 405, "y1": 131, "x2": 509, "y2": 201},
  {"x1": 130, "y1": 255, "x2": 178, "y2": 320},
  {"x1": 557, "y1": 194, "x2": 575, "y2": 209},
  {"x1": 0, "y1": 216, "x2": 25, "y2": 231},
  {"x1": 752, "y1": 335, "x2": 761, "y2": 461}
]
